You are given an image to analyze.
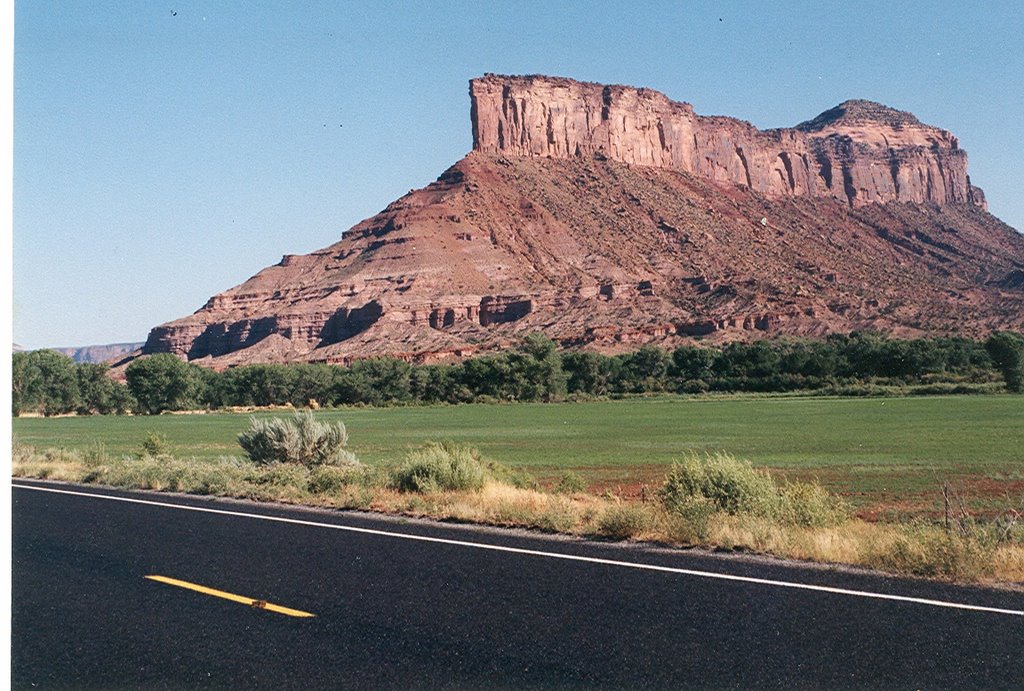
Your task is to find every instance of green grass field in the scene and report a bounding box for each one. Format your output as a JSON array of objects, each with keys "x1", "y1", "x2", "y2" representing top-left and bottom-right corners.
[{"x1": 13, "y1": 395, "x2": 1024, "y2": 516}]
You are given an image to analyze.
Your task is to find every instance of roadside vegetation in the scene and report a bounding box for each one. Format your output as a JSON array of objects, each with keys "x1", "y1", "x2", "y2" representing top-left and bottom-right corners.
[
  {"x1": 14, "y1": 394, "x2": 1024, "y2": 519},
  {"x1": 11, "y1": 331, "x2": 1024, "y2": 417},
  {"x1": 13, "y1": 430, "x2": 1023, "y2": 584},
  {"x1": 11, "y1": 331, "x2": 1023, "y2": 583}
]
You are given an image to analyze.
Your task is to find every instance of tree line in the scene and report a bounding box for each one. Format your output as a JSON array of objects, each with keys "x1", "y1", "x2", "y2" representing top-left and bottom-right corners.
[{"x1": 12, "y1": 331, "x2": 1024, "y2": 416}]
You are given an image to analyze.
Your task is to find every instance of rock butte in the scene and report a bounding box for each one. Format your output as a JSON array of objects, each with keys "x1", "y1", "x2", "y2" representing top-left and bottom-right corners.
[{"x1": 138, "y1": 74, "x2": 1024, "y2": 368}]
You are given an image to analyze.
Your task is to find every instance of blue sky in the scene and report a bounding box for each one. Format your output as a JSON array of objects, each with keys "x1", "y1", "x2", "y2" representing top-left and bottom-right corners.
[{"x1": 13, "y1": 1, "x2": 1024, "y2": 348}]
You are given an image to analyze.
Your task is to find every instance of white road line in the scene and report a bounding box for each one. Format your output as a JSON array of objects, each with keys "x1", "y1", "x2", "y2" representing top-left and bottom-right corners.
[{"x1": 15, "y1": 482, "x2": 1024, "y2": 617}]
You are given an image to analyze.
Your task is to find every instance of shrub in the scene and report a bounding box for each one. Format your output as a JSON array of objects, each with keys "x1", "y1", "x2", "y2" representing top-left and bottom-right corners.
[
  {"x1": 237, "y1": 412, "x2": 359, "y2": 467},
  {"x1": 553, "y1": 471, "x2": 588, "y2": 494},
  {"x1": 141, "y1": 431, "x2": 170, "y2": 457},
  {"x1": 665, "y1": 496, "x2": 718, "y2": 541},
  {"x1": 660, "y1": 453, "x2": 778, "y2": 517},
  {"x1": 308, "y1": 465, "x2": 352, "y2": 495},
  {"x1": 597, "y1": 504, "x2": 654, "y2": 540},
  {"x1": 245, "y1": 462, "x2": 310, "y2": 488},
  {"x1": 484, "y1": 461, "x2": 537, "y2": 490},
  {"x1": 679, "y1": 379, "x2": 710, "y2": 394},
  {"x1": 392, "y1": 441, "x2": 488, "y2": 493},
  {"x1": 346, "y1": 465, "x2": 390, "y2": 490},
  {"x1": 778, "y1": 481, "x2": 848, "y2": 527},
  {"x1": 535, "y1": 497, "x2": 579, "y2": 533},
  {"x1": 660, "y1": 453, "x2": 846, "y2": 528},
  {"x1": 867, "y1": 527, "x2": 995, "y2": 580},
  {"x1": 83, "y1": 442, "x2": 108, "y2": 466}
]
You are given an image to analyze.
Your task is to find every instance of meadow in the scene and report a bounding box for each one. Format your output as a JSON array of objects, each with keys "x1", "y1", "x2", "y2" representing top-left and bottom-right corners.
[{"x1": 13, "y1": 394, "x2": 1024, "y2": 518}]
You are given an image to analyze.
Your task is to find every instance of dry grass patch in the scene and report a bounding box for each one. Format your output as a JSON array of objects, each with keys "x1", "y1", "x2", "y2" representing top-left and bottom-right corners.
[
  {"x1": 991, "y1": 545, "x2": 1024, "y2": 583},
  {"x1": 13, "y1": 446, "x2": 92, "y2": 483},
  {"x1": 703, "y1": 515, "x2": 880, "y2": 567},
  {"x1": 596, "y1": 503, "x2": 659, "y2": 540},
  {"x1": 402, "y1": 482, "x2": 602, "y2": 534}
]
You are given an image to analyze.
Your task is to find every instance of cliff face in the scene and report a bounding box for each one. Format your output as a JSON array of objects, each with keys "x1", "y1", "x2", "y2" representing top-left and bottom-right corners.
[
  {"x1": 471, "y1": 75, "x2": 986, "y2": 209},
  {"x1": 138, "y1": 75, "x2": 1022, "y2": 368}
]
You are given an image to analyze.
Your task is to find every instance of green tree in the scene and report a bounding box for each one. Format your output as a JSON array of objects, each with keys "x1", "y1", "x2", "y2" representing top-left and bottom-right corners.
[
  {"x1": 773, "y1": 340, "x2": 841, "y2": 382},
  {"x1": 931, "y1": 337, "x2": 991, "y2": 373},
  {"x1": 562, "y1": 351, "x2": 607, "y2": 395},
  {"x1": 616, "y1": 345, "x2": 671, "y2": 393},
  {"x1": 511, "y1": 333, "x2": 567, "y2": 401},
  {"x1": 670, "y1": 346, "x2": 717, "y2": 381},
  {"x1": 459, "y1": 335, "x2": 568, "y2": 402},
  {"x1": 411, "y1": 365, "x2": 471, "y2": 403},
  {"x1": 14, "y1": 350, "x2": 81, "y2": 415},
  {"x1": 225, "y1": 364, "x2": 296, "y2": 407},
  {"x1": 356, "y1": 358, "x2": 414, "y2": 404},
  {"x1": 76, "y1": 363, "x2": 132, "y2": 415},
  {"x1": 288, "y1": 364, "x2": 336, "y2": 407},
  {"x1": 458, "y1": 354, "x2": 515, "y2": 400},
  {"x1": 12, "y1": 352, "x2": 44, "y2": 415},
  {"x1": 333, "y1": 358, "x2": 413, "y2": 405},
  {"x1": 192, "y1": 366, "x2": 225, "y2": 408},
  {"x1": 985, "y1": 332, "x2": 1024, "y2": 392},
  {"x1": 125, "y1": 354, "x2": 200, "y2": 414},
  {"x1": 716, "y1": 341, "x2": 781, "y2": 380}
]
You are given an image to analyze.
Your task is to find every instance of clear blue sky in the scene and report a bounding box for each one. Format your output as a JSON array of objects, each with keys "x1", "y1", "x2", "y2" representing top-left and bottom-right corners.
[{"x1": 13, "y1": 1, "x2": 1024, "y2": 348}]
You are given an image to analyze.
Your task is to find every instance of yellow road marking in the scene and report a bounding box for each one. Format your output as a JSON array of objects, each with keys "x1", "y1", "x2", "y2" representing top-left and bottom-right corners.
[{"x1": 144, "y1": 575, "x2": 315, "y2": 618}]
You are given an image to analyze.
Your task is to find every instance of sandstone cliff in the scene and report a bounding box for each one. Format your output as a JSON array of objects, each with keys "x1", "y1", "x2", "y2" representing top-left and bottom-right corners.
[
  {"x1": 139, "y1": 75, "x2": 1023, "y2": 368},
  {"x1": 471, "y1": 75, "x2": 986, "y2": 209}
]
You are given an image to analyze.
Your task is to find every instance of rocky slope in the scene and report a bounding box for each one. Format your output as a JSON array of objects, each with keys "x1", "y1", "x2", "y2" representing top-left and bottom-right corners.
[{"x1": 142, "y1": 75, "x2": 1024, "y2": 367}]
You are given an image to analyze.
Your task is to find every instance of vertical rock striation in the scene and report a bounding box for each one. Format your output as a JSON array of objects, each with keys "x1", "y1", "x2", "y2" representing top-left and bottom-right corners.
[{"x1": 470, "y1": 74, "x2": 986, "y2": 209}]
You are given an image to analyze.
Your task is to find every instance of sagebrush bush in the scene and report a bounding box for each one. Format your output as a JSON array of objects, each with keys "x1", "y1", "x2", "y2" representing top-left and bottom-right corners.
[
  {"x1": 778, "y1": 480, "x2": 849, "y2": 527},
  {"x1": 661, "y1": 453, "x2": 778, "y2": 517},
  {"x1": 237, "y1": 412, "x2": 359, "y2": 467},
  {"x1": 392, "y1": 441, "x2": 488, "y2": 493},
  {"x1": 660, "y1": 453, "x2": 846, "y2": 527}
]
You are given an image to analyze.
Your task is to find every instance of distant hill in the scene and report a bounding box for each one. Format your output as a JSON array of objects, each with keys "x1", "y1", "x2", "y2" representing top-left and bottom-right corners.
[{"x1": 50, "y1": 342, "x2": 144, "y2": 364}]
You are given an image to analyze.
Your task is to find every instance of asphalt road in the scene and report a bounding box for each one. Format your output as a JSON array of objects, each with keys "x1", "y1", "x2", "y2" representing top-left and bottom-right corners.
[{"x1": 12, "y1": 479, "x2": 1024, "y2": 689}]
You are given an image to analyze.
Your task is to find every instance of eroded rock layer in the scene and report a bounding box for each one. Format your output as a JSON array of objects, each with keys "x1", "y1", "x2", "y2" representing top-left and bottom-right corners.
[
  {"x1": 472, "y1": 74, "x2": 986, "y2": 209},
  {"x1": 142, "y1": 76, "x2": 1023, "y2": 367}
]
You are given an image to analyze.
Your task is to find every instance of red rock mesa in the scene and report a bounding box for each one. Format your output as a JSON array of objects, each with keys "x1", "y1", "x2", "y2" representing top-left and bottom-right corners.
[{"x1": 141, "y1": 75, "x2": 1023, "y2": 368}]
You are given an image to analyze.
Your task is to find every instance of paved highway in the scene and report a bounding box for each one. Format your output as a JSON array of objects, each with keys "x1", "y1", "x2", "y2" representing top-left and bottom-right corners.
[{"x1": 13, "y1": 479, "x2": 1024, "y2": 689}]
